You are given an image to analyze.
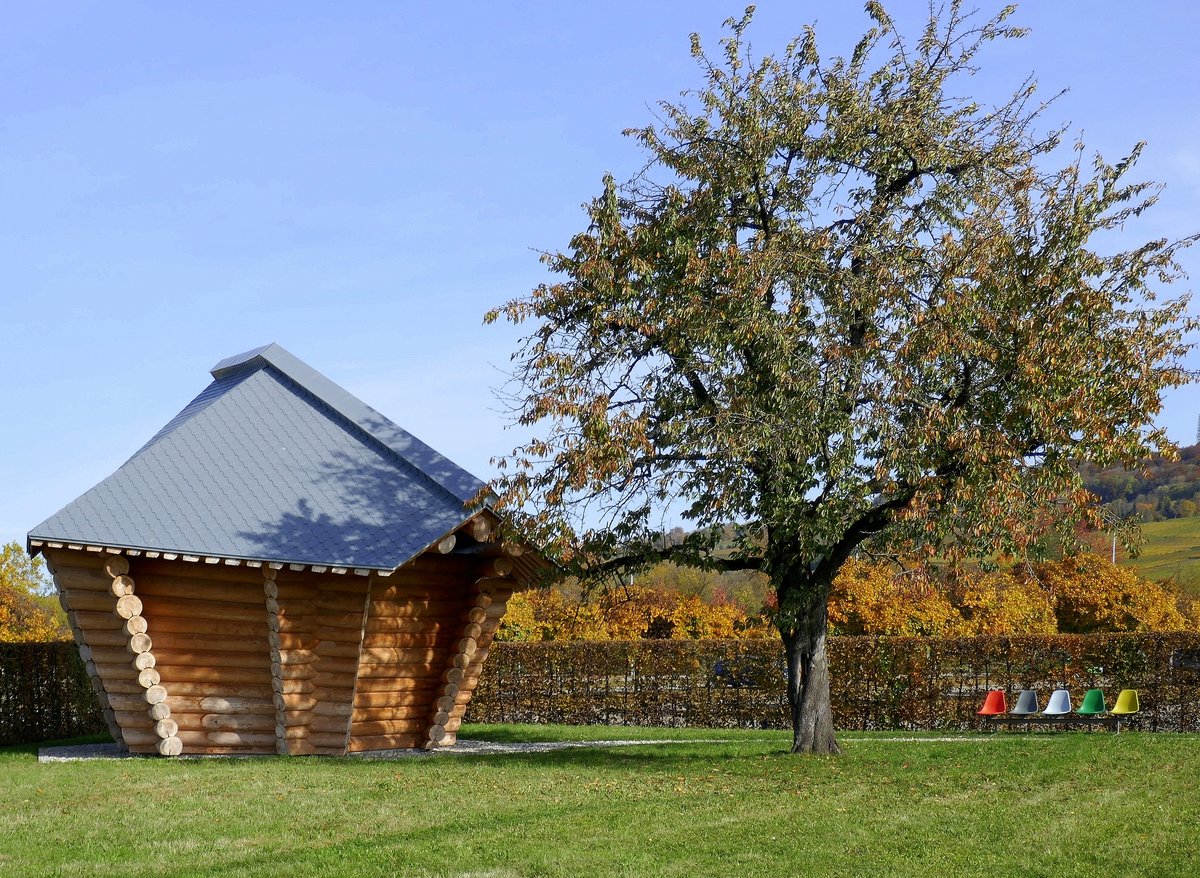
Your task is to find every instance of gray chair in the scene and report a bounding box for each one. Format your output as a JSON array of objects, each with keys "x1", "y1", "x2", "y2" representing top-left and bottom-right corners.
[{"x1": 1010, "y1": 689, "x2": 1039, "y2": 715}]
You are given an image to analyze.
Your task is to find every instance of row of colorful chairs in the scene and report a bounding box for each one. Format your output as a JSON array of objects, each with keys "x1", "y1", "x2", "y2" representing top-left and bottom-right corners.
[{"x1": 977, "y1": 687, "x2": 1140, "y2": 718}]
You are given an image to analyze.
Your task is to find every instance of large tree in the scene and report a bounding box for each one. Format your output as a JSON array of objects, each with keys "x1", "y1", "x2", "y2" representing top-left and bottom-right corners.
[{"x1": 486, "y1": 3, "x2": 1196, "y2": 753}]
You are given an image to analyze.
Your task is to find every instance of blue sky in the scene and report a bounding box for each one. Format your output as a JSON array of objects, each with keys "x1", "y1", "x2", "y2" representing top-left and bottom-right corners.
[{"x1": 4, "y1": 2, "x2": 1200, "y2": 548}]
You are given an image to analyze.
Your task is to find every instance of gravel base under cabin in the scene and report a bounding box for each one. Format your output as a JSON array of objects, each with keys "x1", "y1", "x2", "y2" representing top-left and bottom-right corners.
[{"x1": 37, "y1": 738, "x2": 733, "y2": 762}]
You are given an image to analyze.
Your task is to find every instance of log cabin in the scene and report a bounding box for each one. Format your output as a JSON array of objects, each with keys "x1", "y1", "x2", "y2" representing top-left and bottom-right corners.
[{"x1": 27, "y1": 343, "x2": 551, "y2": 756}]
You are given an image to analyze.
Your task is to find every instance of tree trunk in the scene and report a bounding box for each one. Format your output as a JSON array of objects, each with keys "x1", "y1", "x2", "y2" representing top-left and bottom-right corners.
[{"x1": 780, "y1": 589, "x2": 839, "y2": 755}]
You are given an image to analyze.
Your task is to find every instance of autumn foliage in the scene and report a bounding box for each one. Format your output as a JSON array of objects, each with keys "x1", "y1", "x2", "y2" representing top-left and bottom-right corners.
[
  {"x1": 499, "y1": 553, "x2": 1195, "y2": 642},
  {"x1": 0, "y1": 542, "x2": 69, "y2": 643}
]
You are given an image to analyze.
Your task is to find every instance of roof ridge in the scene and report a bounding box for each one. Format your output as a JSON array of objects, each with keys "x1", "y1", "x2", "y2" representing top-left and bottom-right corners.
[{"x1": 210, "y1": 343, "x2": 486, "y2": 505}]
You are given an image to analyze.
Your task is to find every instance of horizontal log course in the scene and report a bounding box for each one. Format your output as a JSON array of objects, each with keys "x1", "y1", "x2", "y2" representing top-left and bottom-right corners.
[
  {"x1": 367, "y1": 597, "x2": 468, "y2": 615},
  {"x1": 100, "y1": 679, "x2": 145, "y2": 696},
  {"x1": 353, "y1": 689, "x2": 440, "y2": 709},
  {"x1": 278, "y1": 664, "x2": 318, "y2": 682},
  {"x1": 352, "y1": 705, "x2": 437, "y2": 724},
  {"x1": 348, "y1": 733, "x2": 419, "y2": 752},
  {"x1": 311, "y1": 656, "x2": 358, "y2": 675},
  {"x1": 206, "y1": 730, "x2": 278, "y2": 749},
  {"x1": 351, "y1": 718, "x2": 426, "y2": 737},
  {"x1": 306, "y1": 575, "x2": 372, "y2": 595},
  {"x1": 112, "y1": 708, "x2": 156, "y2": 728},
  {"x1": 306, "y1": 732, "x2": 351, "y2": 750},
  {"x1": 157, "y1": 665, "x2": 272, "y2": 685},
  {"x1": 313, "y1": 701, "x2": 354, "y2": 718},
  {"x1": 311, "y1": 671, "x2": 356, "y2": 689},
  {"x1": 316, "y1": 592, "x2": 370, "y2": 613},
  {"x1": 360, "y1": 633, "x2": 444, "y2": 650},
  {"x1": 92, "y1": 661, "x2": 149, "y2": 682},
  {"x1": 147, "y1": 632, "x2": 271, "y2": 654},
  {"x1": 276, "y1": 633, "x2": 320, "y2": 651},
  {"x1": 72, "y1": 627, "x2": 128, "y2": 648},
  {"x1": 306, "y1": 641, "x2": 359, "y2": 659},
  {"x1": 202, "y1": 713, "x2": 276, "y2": 732},
  {"x1": 362, "y1": 615, "x2": 458, "y2": 634},
  {"x1": 275, "y1": 599, "x2": 317, "y2": 617},
  {"x1": 86, "y1": 646, "x2": 146, "y2": 666},
  {"x1": 280, "y1": 709, "x2": 315, "y2": 725},
  {"x1": 164, "y1": 681, "x2": 274, "y2": 699},
  {"x1": 120, "y1": 728, "x2": 167, "y2": 747},
  {"x1": 145, "y1": 615, "x2": 266, "y2": 638},
  {"x1": 278, "y1": 678, "x2": 316, "y2": 695},
  {"x1": 276, "y1": 649, "x2": 321, "y2": 665},
  {"x1": 61, "y1": 590, "x2": 118, "y2": 613},
  {"x1": 106, "y1": 686, "x2": 166, "y2": 709},
  {"x1": 359, "y1": 646, "x2": 443, "y2": 664},
  {"x1": 151, "y1": 648, "x2": 271, "y2": 670},
  {"x1": 275, "y1": 694, "x2": 319, "y2": 712},
  {"x1": 315, "y1": 612, "x2": 368, "y2": 631},
  {"x1": 277, "y1": 724, "x2": 310, "y2": 741},
  {"x1": 357, "y1": 660, "x2": 444, "y2": 678},
  {"x1": 352, "y1": 675, "x2": 441, "y2": 694},
  {"x1": 284, "y1": 740, "x2": 318, "y2": 756},
  {"x1": 51, "y1": 565, "x2": 112, "y2": 589},
  {"x1": 166, "y1": 695, "x2": 276, "y2": 714},
  {"x1": 137, "y1": 595, "x2": 268, "y2": 623},
  {"x1": 132, "y1": 559, "x2": 264, "y2": 585},
  {"x1": 309, "y1": 715, "x2": 354, "y2": 734}
]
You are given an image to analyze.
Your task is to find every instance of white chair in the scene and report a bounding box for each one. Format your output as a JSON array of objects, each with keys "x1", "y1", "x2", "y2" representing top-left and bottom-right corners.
[{"x1": 1043, "y1": 688, "x2": 1072, "y2": 715}]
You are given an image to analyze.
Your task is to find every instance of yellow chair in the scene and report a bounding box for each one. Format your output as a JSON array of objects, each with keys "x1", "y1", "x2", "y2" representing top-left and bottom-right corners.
[
  {"x1": 1111, "y1": 689, "x2": 1139, "y2": 732},
  {"x1": 1111, "y1": 689, "x2": 1140, "y2": 715}
]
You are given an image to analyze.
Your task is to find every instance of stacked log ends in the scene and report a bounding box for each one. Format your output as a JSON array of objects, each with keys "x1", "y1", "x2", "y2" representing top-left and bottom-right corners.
[
  {"x1": 100, "y1": 555, "x2": 181, "y2": 756},
  {"x1": 441, "y1": 579, "x2": 514, "y2": 742},
  {"x1": 263, "y1": 569, "x2": 289, "y2": 755},
  {"x1": 423, "y1": 576, "x2": 505, "y2": 750}
]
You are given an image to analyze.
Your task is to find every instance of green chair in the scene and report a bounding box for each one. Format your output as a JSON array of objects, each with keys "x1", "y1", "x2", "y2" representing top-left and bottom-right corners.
[{"x1": 1076, "y1": 688, "x2": 1107, "y2": 715}]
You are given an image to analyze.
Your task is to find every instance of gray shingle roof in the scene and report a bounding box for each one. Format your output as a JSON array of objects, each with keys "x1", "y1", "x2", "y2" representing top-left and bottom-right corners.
[{"x1": 28, "y1": 343, "x2": 489, "y2": 570}]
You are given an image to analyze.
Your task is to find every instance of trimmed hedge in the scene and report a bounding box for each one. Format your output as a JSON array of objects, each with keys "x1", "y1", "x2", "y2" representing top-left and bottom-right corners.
[
  {"x1": 466, "y1": 633, "x2": 1200, "y2": 732},
  {"x1": 3, "y1": 635, "x2": 1198, "y2": 745},
  {"x1": 0, "y1": 642, "x2": 105, "y2": 746}
]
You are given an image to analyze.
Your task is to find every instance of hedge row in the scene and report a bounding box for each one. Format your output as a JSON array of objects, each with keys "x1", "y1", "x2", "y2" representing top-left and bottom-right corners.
[
  {"x1": 0, "y1": 642, "x2": 105, "y2": 746},
  {"x1": 3, "y1": 635, "x2": 1198, "y2": 746},
  {"x1": 466, "y1": 633, "x2": 1200, "y2": 732}
]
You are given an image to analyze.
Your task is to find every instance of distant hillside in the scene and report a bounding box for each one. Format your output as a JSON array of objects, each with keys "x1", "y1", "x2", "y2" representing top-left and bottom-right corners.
[
  {"x1": 1078, "y1": 444, "x2": 1200, "y2": 522},
  {"x1": 1121, "y1": 517, "x2": 1200, "y2": 598}
]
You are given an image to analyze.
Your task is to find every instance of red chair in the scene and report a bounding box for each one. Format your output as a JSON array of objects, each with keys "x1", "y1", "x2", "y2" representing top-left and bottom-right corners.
[{"x1": 977, "y1": 689, "x2": 1007, "y2": 716}]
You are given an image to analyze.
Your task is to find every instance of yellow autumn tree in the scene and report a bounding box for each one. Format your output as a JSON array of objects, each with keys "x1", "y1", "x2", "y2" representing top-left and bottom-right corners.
[
  {"x1": 0, "y1": 542, "x2": 70, "y2": 642},
  {"x1": 827, "y1": 559, "x2": 965, "y2": 637},
  {"x1": 1039, "y1": 554, "x2": 1189, "y2": 633},
  {"x1": 952, "y1": 569, "x2": 1058, "y2": 635}
]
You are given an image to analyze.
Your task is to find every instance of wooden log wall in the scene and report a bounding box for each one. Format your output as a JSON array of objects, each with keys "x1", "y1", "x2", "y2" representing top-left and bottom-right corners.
[
  {"x1": 132, "y1": 558, "x2": 272, "y2": 755},
  {"x1": 347, "y1": 553, "x2": 480, "y2": 752},
  {"x1": 45, "y1": 532, "x2": 526, "y2": 757},
  {"x1": 439, "y1": 577, "x2": 514, "y2": 745},
  {"x1": 46, "y1": 550, "x2": 181, "y2": 755}
]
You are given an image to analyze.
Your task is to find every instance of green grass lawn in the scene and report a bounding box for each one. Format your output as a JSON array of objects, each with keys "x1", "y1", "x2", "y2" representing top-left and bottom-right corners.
[
  {"x1": 3, "y1": 724, "x2": 1198, "y2": 878},
  {"x1": 1125, "y1": 517, "x2": 1200, "y2": 597}
]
